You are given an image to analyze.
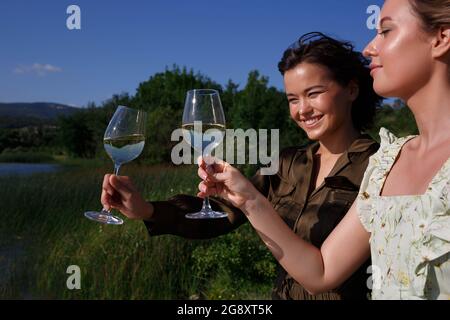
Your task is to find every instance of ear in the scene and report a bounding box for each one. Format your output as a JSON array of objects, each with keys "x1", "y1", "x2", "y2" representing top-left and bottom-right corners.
[
  {"x1": 348, "y1": 79, "x2": 359, "y2": 102},
  {"x1": 431, "y1": 26, "x2": 450, "y2": 59}
]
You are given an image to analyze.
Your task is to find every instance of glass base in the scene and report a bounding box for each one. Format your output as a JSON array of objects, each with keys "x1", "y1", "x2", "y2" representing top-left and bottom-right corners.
[
  {"x1": 84, "y1": 210, "x2": 123, "y2": 225},
  {"x1": 185, "y1": 210, "x2": 228, "y2": 219}
]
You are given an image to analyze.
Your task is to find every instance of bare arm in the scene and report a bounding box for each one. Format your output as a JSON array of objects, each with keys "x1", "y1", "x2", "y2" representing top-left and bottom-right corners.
[
  {"x1": 198, "y1": 158, "x2": 371, "y2": 295},
  {"x1": 243, "y1": 195, "x2": 370, "y2": 294}
]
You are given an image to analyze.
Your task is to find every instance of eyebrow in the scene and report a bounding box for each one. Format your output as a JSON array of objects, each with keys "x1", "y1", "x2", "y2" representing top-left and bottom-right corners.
[
  {"x1": 303, "y1": 85, "x2": 326, "y2": 94},
  {"x1": 379, "y1": 16, "x2": 393, "y2": 26},
  {"x1": 286, "y1": 85, "x2": 326, "y2": 98}
]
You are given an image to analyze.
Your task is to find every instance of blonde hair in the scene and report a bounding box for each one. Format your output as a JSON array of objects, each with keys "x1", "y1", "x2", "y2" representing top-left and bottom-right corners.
[{"x1": 409, "y1": 0, "x2": 450, "y2": 33}]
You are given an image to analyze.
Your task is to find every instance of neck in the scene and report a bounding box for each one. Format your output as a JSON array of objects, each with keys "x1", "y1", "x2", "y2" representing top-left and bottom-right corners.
[
  {"x1": 317, "y1": 125, "x2": 361, "y2": 156},
  {"x1": 405, "y1": 69, "x2": 450, "y2": 149}
]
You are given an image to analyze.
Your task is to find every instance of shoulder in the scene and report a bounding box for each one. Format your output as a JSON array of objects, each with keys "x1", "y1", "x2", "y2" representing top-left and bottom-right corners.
[
  {"x1": 347, "y1": 134, "x2": 380, "y2": 165},
  {"x1": 378, "y1": 127, "x2": 398, "y2": 145},
  {"x1": 363, "y1": 128, "x2": 416, "y2": 168},
  {"x1": 357, "y1": 129, "x2": 402, "y2": 189},
  {"x1": 377, "y1": 127, "x2": 417, "y2": 151}
]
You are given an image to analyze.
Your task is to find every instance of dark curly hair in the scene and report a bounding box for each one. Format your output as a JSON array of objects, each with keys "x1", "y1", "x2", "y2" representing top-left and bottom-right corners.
[{"x1": 278, "y1": 32, "x2": 383, "y2": 132}]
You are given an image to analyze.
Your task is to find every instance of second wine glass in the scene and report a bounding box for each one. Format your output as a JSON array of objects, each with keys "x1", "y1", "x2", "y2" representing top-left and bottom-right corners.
[{"x1": 182, "y1": 89, "x2": 227, "y2": 219}]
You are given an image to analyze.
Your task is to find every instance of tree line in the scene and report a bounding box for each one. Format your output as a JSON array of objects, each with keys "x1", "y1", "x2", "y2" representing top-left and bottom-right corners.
[{"x1": 0, "y1": 66, "x2": 418, "y2": 164}]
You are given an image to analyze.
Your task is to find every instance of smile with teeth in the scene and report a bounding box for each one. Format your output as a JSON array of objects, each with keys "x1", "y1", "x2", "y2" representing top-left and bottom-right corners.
[{"x1": 303, "y1": 115, "x2": 324, "y2": 126}]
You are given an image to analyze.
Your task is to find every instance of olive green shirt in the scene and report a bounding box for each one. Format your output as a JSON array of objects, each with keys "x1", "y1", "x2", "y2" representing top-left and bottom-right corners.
[{"x1": 144, "y1": 134, "x2": 379, "y2": 300}]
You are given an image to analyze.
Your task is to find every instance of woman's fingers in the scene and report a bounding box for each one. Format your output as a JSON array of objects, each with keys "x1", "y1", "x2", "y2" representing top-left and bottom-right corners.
[
  {"x1": 101, "y1": 190, "x2": 124, "y2": 209},
  {"x1": 198, "y1": 166, "x2": 208, "y2": 180},
  {"x1": 101, "y1": 189, "x2": 111, "y2": 210},
  {"x1": 102, "y1": 174, "x2": 115, "y2": 196},
  {"x1": 101, "y1": 174, "x2": 137, "y2": 212},
  {"x1": 197, "y1": 160, "x2": 231, "y2": 183},
  {"x1": 198, "y1": 181, "x2": 218, "y2": 197},
  {"x1": 197, "y1": 191, "x2": 206, "y2": 198},
  {"x1": 109, "y1": 175, "x2": 133, "y2": 201},
  {"x1": 212, "y1": 171, "x2": 230, "y2": 182},
  {"x1": 114, "y1": 175, "x2": 137, "y2": 192},
  {"x1": 197, "y1": 167, "x2": 220, "y2": 188},
  {"x1": 198, "y1": 156, "x2": 227, "y2": 173}
]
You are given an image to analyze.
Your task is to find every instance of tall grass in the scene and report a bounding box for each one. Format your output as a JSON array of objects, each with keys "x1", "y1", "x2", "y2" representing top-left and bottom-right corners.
[{"x1": 0, "y1": 163, "x2": 274, "y2": 299}]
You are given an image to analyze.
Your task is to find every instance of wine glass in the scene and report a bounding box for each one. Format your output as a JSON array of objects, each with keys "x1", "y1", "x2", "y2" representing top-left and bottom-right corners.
[
  {"x1": 84, "y1": 105, "x2": 147, "y2": 225},
  {"x1": 182, "y1": 89, "x2": 227, "y2": 219}
]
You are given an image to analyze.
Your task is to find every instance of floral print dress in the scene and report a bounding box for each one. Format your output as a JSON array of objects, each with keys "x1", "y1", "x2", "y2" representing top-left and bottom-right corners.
[{"x1": 357, "y1": 128, "x2": 450, "y2": 300}]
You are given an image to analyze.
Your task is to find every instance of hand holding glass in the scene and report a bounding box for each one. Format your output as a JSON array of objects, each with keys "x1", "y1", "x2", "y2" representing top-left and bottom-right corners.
[
  {"x1": 182, "y1": 89, "x2": 227, "y2": 219},
  {"x1": 84, "y1": 105, "x2": 147, "y2": 225}
]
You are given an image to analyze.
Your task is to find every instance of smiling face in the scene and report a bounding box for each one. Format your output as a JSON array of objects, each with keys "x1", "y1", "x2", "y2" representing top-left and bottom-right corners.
[
  {"x1": 284, "y1": 62, "x2": 357, "y2": 141},
  {"x1": 363, "y1": 0, "x2": 435, "y2": 99}
]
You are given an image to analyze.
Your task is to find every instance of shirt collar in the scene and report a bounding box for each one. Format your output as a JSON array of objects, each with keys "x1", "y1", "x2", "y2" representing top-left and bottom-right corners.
[
  {"x1": 299, "y1": 133, "x2": 378, "y2": 198},
  {"x1": 306, "y1": 133, "x2": 377, "y2": 161}
]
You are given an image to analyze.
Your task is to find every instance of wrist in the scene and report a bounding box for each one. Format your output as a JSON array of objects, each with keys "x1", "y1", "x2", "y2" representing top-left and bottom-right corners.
[
  {"x1": 142, "y1": 201, "x2": 154, "y2": 221},
  {"x1": 241, "y1": 191, "x2": 267, "y2": 216}
]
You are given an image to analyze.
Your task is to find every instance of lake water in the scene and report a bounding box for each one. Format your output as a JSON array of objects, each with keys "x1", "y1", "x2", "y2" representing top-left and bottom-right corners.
[{"x1": 0, "y1": 163, "x2": 61, "y2": 176}]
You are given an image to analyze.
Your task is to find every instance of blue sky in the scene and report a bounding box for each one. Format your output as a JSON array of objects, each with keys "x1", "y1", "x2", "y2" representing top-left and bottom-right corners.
[{"x1": 0, "y1": 0, "x2": 384, "y2": 107}]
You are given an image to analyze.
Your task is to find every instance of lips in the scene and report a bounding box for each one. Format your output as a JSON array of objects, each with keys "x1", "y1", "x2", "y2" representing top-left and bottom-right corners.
[
  {"x1": 301, "y1": 115, "x2": 324, "y2": 128},
  {"x1": 369, "y1": 64, "x2": 382, "y2": 75}
]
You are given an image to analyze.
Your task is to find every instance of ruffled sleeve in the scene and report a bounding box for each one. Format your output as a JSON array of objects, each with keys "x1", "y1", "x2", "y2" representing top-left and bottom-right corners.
[
  {"x1": 356, "y1": 128, "x2": 399, "y2": 232},
  {"x1": 378, "y1": 127, "x2": 398, "y2": 145},
  {"x1": 356, "y1": 160, "x2": 376, "y2": 233}
]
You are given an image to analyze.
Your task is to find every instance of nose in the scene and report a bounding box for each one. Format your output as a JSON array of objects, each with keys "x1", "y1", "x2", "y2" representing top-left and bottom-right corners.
[
  {"x1": 363, "y1": 36, "x2": 378, "y2": 58},
  {"x1": 298, "y1": 99, "x2": 314, "y2": 117}
]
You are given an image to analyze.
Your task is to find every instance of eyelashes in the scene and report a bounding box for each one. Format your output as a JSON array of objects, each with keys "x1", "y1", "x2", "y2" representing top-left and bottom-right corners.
[
  {"x1": 308, "y1": 92, "x2": 323, "y2": 98},
  {"x1": 288, "y1": 92, "x2": 324, "y2": 104},
  {"x1": 378, "y1": 29, "x2": 391, "y2": 37}
]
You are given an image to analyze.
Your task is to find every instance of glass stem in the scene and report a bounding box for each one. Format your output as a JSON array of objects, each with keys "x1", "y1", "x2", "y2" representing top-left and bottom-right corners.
[
  {"x1": 201, "y1": 162, "x2": 213, "y2": 213},
  {"x1": 105, "y1": 163, "x2": 121, "y2": 215},
  {"x1": 114, "y1": 163, "x2": 121, "y2": 176},
  {"x1": 202, "y1": 197, "x2": 213, "y2": 213}
]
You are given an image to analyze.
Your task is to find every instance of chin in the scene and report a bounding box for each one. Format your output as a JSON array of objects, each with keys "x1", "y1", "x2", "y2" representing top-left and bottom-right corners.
[
  {"x1": 373, "y1": 79, "x2": 399, "y2": 98},
  {"x1": 304, "y1": 129, "x2": 325, "y2": 141},
  {"x1": 374, "y1": 87, "x2": 391, "y2": 98}
]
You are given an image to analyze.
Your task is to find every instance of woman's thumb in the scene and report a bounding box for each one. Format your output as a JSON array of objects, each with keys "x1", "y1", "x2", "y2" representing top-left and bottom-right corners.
[{"x1": 212, "y1": 170, "x2": 229, "y2": 182}]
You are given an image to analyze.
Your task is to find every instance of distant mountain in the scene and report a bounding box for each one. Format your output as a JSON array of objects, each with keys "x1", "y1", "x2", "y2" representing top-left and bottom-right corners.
[
  {"x1": 0, "y1": 102, "x2": 80, "y2": 128},
  {"x1": 0, "y1": 102, "x2": 79, "y2": 119}
]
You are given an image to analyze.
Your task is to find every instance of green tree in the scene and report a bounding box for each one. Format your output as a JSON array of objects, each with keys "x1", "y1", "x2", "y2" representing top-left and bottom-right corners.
[
  {"x1": 368, "y1": 99, "x2": 418, "y2": 140},
  {"x1": 221, "y1": 79, "x2": 239, "y2": 118},
  {"x1": 133, "y1": 65, "x2": 221, "y2": 113},
  {"x1": 144, "y1": 107, "x2": 181, "y2": 163},
  {"x1": 59, "y1": 112, "x2": 98, "y2": 158},
  {"x1": 133, "y1": 66, "x2": 223, "y2": 163}
]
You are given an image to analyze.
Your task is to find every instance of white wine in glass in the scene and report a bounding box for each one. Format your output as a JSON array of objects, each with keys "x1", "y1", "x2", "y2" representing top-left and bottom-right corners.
[
  {"x1": 84, "y1": 105, "x2": 147, "y2": 225},
  {"x1": 182, "y1": 89, "x2": 227, "y2": 219},
  {"x1": 181, "y1": 123, "x2": 226, "y2": 155}
]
